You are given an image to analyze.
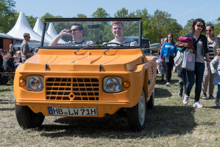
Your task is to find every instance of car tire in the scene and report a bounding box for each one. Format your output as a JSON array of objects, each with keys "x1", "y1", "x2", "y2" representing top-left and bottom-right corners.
[
  {"x1": 127, "y1": 89, "x2": 146, "y2": 131},
  {"x1": 147, "y1": 91, "x2": 155, "y2": 109},
  {"x1": 15, "y1": 101, "x2": 45, "y2": 129}
]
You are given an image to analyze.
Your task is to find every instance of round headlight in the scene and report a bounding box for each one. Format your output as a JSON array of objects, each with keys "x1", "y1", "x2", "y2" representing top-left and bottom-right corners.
[
  {"x1": 27, "y1": 76, "x2": 44, "y2": 91},
  {"x1": 103, "y1": 77, "x2": 122, "y2": 92}
]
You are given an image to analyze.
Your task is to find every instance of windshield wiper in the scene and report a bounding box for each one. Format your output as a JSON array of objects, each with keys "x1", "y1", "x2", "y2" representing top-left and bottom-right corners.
[{"x1": 73, "y1": 45, "x2": 93, "y2": 55}]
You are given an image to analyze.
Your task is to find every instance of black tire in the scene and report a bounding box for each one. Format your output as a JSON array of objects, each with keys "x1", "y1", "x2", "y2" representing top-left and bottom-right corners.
[
  {"x1": 147, "y1": 91, "x2": 155, "y2": 109},
  {"x1": 127, "y1": 89, "x2": 146, "y2": 131},
  {"x1": 15, "y1": 101, "x2": 45, "y2": 129}
]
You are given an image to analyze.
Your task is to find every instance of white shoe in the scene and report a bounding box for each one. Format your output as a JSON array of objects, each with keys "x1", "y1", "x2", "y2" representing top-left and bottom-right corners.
[
  {"x1": 193, "y1": 101, "x2": 203, "y2": 108},
  {"x1": 215, "y1": 98, "x2": 219, "y2": 106},
  {"x1": 183, "y1": 94, "x2": 189, "y2": 104},
  {"x1": 166, "y1": 82, "x2": 170, "y2": 86}
]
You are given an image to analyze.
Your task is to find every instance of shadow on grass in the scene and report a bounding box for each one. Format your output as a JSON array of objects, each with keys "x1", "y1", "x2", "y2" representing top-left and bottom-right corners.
[
  {"x1": 154, "y1": 88, "x2": 172, "y2": 98},
  {"x1": 40, "y1": 106, "x2": 196, "y2": 139},
  {"x1": 0, "y1": 99, "x2": 14, "y2": 105},
  {"x1": 0, "y1": 108, "x2": 15, "y2": 111}
]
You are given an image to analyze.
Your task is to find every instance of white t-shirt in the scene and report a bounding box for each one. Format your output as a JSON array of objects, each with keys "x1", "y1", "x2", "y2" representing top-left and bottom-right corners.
[
  {"x1": 63, "y1": 40, "x2": 94, "y2": 46},
  {"x1": 107, "y1": 38, "x2": 137, "y2": 46}
]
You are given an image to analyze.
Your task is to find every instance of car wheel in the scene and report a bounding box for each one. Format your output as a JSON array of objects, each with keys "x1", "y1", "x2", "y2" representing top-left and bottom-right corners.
[
  {"x1": 15, "y1": 101, "x2": 45, "y2": 129},
  {"x1": 147, "y1": 91, "x2": 155, "y2": 109},
  {"x1": 127, "y1": 89, "x2": 146, "y2": 131}
]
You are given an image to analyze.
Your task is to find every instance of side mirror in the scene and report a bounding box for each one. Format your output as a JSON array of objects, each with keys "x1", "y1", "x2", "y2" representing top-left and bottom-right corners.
[
  {"x1": 150, "y1": 43, "x2": 161, "y2": 51},
  {"x1": 88, "y1": 24, "x2": 100, "y2": 28}
]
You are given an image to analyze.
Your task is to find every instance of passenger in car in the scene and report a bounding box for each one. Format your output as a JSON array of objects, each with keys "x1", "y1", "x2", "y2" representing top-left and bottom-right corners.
[
  {"x1": 107, "y1": 21, "x2": 137, "y2": 46},
  {"x1": 49, "y1": 23, "x2": 94, "y2": 46}
]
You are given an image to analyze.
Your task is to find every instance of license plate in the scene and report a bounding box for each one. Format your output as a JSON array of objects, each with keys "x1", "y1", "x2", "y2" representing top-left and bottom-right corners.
[{"x1": 48, "y1": 107, "x2": 97, "y2": 116}]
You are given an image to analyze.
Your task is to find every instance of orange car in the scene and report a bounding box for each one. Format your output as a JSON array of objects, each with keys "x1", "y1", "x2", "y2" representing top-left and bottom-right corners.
[{"x1": 14, "y1": 18, "x2": 157, "y2": 131}]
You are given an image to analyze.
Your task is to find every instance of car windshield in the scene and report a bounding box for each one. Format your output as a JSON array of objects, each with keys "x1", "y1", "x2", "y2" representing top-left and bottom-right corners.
[{"x1": 42, "y1": 18, "x2": 142, "y2": 49}]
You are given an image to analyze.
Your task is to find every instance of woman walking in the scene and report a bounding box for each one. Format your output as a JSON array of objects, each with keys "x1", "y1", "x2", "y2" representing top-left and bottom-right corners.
[
  {"x1": 202, "y1": 24, "x2": 220, "y2": 99},
  {"x1": 183, "y1": 18, "x2": 210, "y2": 108},
  {"x1": 160, "y1": 34, "x2": 177, "y2": 86}
]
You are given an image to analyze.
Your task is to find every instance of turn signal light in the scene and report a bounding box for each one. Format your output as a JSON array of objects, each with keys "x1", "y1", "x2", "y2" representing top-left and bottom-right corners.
[
  {"x1": 19, "y1": 79, "x2": 26, "y2": 86},
  {"x1": 123, "y1": 81, "x2": 130, "y2": 88}
]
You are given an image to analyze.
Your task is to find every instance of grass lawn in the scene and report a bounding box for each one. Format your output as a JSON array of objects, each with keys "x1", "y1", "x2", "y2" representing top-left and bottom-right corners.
[{"x1": 0, "y1": 73, "x2": 219, "y2": 147}]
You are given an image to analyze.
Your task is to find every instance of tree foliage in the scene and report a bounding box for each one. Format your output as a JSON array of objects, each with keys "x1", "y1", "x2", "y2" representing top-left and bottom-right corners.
[
  {"x1": 40, "y1": 13, "x2": 62, "y2": 22},
  {"x1": 114, "y1": 8, "x2": 129, "y2": 18},
  {"x1": 91, "y1": 8, "x2": 110, "y2": 18},
  {"x1": 0, "y1": 0, "x2": 17, "y2": 33},
  {"x1": 147, "y1": 9, "x2": 182, "y2": 43},
  {"x1": 1, "y1": 2, "x2": 220, "y2": 43},
  {"x1": 26, "y1": 15, "x2": 38, "y2": 28}
]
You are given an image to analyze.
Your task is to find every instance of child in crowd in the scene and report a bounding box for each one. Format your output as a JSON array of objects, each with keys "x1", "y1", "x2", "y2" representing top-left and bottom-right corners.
[{"x1": 210, "y1": 48, "x2": 220, "y2": 106}]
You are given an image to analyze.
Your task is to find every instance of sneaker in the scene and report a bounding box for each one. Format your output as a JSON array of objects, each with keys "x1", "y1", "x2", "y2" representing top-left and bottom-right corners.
[
  {"x1": 193, "y1": 101, "x2": 203, "y2": 108},
  {"x1": 166, "y1": 82, "x2": 170, "y2": 86},
  {"x1": 215, "y1": 98, "x2": 219, "y2": 106},
  {"x1": 202, "y1": 93, "x2": 207, "y2": 99},
  {"x1": 183, "y1": 94, "x2": 189, "y2": 104},
  {"x1": 209, "y1": 94, "x2": 215, "y2": 99}
]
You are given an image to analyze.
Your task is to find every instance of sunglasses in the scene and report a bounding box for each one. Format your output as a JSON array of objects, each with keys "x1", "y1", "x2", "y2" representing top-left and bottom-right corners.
[
  {"x1": 206, "y1": 30, "x2": 212, "y2": 32},
  {"x1": 70, "y1": 28, "x2": 80, "y2": 33},
  {"x1": 196, "y1": 25, "x2": 203, "y2": 28}
]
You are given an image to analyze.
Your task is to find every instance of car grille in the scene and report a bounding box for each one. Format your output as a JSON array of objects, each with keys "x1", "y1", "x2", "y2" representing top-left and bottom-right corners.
[{"x1": 46, "y1": 78, "x2": 99, "y2": 101}]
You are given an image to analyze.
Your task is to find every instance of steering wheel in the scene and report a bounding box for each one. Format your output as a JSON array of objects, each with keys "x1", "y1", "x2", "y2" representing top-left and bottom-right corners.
[{"x1": 102, "y1": 42, "x2": 123, "y2": 46}]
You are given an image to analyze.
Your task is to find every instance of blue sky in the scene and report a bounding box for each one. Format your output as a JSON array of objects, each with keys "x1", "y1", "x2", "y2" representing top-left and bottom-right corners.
[{"x1": 15, "y1": 0, "x2": 220, "y2": 27}]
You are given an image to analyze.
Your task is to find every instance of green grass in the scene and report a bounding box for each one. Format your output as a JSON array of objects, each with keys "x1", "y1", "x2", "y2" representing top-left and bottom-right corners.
[{"x1": 0, "y1": 73, "x2": 219, "y2": 147}]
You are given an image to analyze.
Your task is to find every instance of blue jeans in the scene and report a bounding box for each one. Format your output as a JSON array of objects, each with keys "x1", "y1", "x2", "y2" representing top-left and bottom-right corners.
[
  {"x1": 185, "y1": 62, "x2": 205, "y2": 102},
  {"x1": 217, "y1": 85, "x2": 220, "y2": 99}
]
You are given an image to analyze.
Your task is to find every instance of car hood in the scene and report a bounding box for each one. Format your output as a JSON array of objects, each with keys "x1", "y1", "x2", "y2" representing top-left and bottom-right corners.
[{"x1": 21, "y1": 49, "x2": 146, "y2": 72}]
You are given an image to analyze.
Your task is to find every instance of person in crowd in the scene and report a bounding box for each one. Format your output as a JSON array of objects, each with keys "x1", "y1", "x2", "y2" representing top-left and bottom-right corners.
[
  {"x1": 106, "y1": 21, "x2": 137, "y2": 46},
  {"x1": 0, "y1": 50, "x2": 3, "y2": 72},
  {"x1": 49, "y1": 23, "x2": 94, "y2": 46},
  {"x1": 0, "y1": 49, "x2": 4, "y2": 57},
  {"x1": 20, "y1": 33, "x2": 34, "y2": 63},
  {"x1": 160, "y1": 34, "x2": 177, "y2": 86},
  {"x1": 9, "y1": 44, "x2": 16, "y2": 54},
  {"x1": 210, "y1": 48, "x2": 220, "y2": 106},
  {"x1": 183, "y1": 18, "x2": 210, "y2": 108},
  {"x1": 175, "y1": 37, "x2": 196, "y2": 97},
  {"x1": 202, "y1": 24, "x2": 220, "y2": 99},
  {"x1": 2, "y1": 52, "x2": 14, "y2": 72},
  {"x1": 159, "y1": 38, "x2": 166, "y2": 82},
  {"x1": 13, "y1": 51, "x2": 22, "y2": 67}
]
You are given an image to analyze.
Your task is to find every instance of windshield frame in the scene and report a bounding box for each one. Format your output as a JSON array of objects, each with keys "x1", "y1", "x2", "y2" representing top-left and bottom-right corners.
[{"x1": 41, "y1": 18, "x2": 142, "y2": 49}]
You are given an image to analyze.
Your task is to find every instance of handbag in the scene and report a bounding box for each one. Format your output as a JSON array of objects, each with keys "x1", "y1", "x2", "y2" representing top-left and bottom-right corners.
[
  {"x1": 174, "y1": 51, "x2": 184, "y2": 69},
  {"x1": 158, "y1": 64, "x2": 166, "y2": 74},
  {"x1": 165, "y1": 56, "x2": 169, "y2": 63},
  {"x1": 181, "y1": 50, "x2": 195, "y2": 71}
]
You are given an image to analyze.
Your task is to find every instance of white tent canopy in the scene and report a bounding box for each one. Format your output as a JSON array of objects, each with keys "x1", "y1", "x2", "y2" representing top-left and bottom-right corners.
[
  {"x1": 0, "y1": 33, "x2": 13, "y2": 39},
  {"x1": 33, "y1": 18, "x2": 53, "y2": 42},
  {"x1": 47, "y1": 23, "x2": 65, "y2": 43},
  {"x1": 7, "y1": 12, "x2": 48, "y2": 43}
]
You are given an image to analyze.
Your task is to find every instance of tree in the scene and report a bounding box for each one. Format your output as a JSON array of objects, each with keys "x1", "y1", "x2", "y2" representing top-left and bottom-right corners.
[
  {"x1": 0, "y1": 0, "x2": 17, "y2": 33},
  {"x1": 114, "y1": 8, "x2": 129, "y2": 18},
  {"x1": 147, "y1": 9, "x2": 182, "y2": 43},
  {"x1": 76, "y1": 14, "x2": 87, "y2": 18},
  {"x1": 130, "y1": 8, "x2": 151, "y2": 39},
  {"x1": 26, "y1": 15, "x2": 38, "y2": 28},
  {"x1": 91, "y1": 8, "x2": 110, "y2": 18},
  {"x1": 40, "y1": 13, "x2": 62, "y2": 22},
  {"x1": 179, "y1": 18, "x2": 194, "y2": 37}
]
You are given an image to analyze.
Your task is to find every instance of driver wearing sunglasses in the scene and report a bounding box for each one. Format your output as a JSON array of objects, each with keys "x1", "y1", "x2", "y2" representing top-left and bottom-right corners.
[{"x1": 49, "y1": 23, "x2": 94, "y2": 46}]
